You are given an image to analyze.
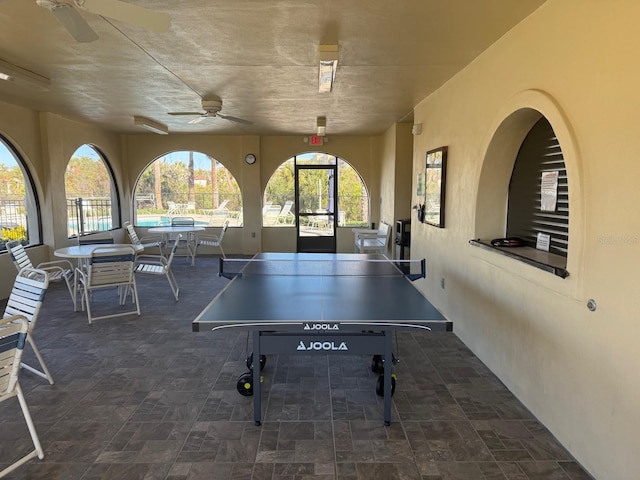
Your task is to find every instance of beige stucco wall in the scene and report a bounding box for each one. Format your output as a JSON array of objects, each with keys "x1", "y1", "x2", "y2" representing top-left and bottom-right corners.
[
  {"x1": 411, "y1": 1, "x2": 640, "y2": 478},
  {"x1": 394, "y1": 123, "x2": 413, "y2": 225},
  {"x1": 379, "y1": 123, "x2": 414, "y2": 258}
]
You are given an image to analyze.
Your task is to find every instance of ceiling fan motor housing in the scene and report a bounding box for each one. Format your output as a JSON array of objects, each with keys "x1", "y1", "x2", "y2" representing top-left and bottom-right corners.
[
  {"x1": 36, "y1": 0, "x2": 58, "y2": 9},
  {"x1": 202, "y1": 100, "x2": 222, "y2": 112}
]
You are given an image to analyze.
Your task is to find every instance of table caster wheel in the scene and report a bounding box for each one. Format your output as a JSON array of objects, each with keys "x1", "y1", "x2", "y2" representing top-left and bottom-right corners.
[
  {"x1": 371, "y1": 354, "x2": 398, "y2": 374},
  {"x1": 371, "y1": 355, "x2": 383, "y2": 374},
  {"x1": 375, "y1": 374, "x2": 396, "y2": 397},
  {"x1": 246, "y1": 353, "x2": 266, "y2": 371},
  {"x1": 237, "y1": 372, "x2": 254, "y2": 396}
]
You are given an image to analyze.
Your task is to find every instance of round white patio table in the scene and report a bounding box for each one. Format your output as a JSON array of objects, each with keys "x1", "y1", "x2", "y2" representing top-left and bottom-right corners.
[{"x1": 147, "y1": 226, "x2": 204, "y2": 266}]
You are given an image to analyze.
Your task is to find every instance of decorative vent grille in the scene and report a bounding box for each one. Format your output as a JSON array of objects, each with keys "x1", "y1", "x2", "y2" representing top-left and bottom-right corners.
[{"x1": 507, "y1": 118, "x2": 569, "y2": 257}]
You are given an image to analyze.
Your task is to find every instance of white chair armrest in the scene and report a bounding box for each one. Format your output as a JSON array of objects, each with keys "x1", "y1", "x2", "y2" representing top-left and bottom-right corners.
[
  {"x1": 197, "y1": 234, "x2": 221, "y2": 242},
  {"x1": 357, "y1": 232, "x2": 387, "y2": 239},
  {"x1": 75, "y1": 267, "x2": 87, "y2": 283},
  {"x1": 139, "y1": 235, "x2": 164, "y2": 244},
  {"x1": 38, "y1": 259, "x2": 74, "y2": 271},
  {"x1": 135, "y1": 254, "x2": 167, "y2": 266},
  {"x1": 352, "y1": 228, "x2": 377, "y2": 235}
]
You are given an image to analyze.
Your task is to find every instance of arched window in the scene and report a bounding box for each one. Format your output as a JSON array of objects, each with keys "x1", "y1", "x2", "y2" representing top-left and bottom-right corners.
[
  {"x1": 64, "y1": 145, "x2": 120, "y2": 238},
  {"x1": 0, "y1": 135, "x2": 40, "y2": 251},
  {"x1": 263, "y1": 153, "x2": 369, "y2": 227},
  {"x1": 134, "y1": 151, "x2": 242, "y2": 227}
]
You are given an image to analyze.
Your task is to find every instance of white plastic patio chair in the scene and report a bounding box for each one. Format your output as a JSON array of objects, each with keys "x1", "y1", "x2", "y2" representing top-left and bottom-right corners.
[
  {"x1": 2, "y1": 267, "x2": 53, "y2": 385},
  {"x1": 185, "y1": 201, "x2": 196, "y2": 214},
  {"x1": 263, "y1": 204, "x2": 282, "y2": 225},
  {"x1": 76, "y1": 231, "x2": 114, "y2": 245},
  {"x1": 124, "y1": 221, "x2": 165, "y2": 255},
  {"x1": 0, "y1": 314, "x2": 45, "y2": 478},
  {"x1": 169, "y1": 216, "x2": 197, "y2": 260},
  {"x1": 134, "y1": 235, "x2": 181, "y2": 301},
  {"x1": 6, "y1": 240, "x2": 75, "y2": 308},
  {"x1": 195, "y1": 219, "x2": 229, "y2": 261},
  {"x1": 276, "y1": 200, "x2": 295, "y2": 224},
  {"x1": 76, "y1": 245, "x2": 140, "y2": 324},
  {"x1": 166, "y1": 201, "x2": 181, "y2": 216},
  {"x1": 353, "y1": 222, "x2": 391, "y2": 254}
]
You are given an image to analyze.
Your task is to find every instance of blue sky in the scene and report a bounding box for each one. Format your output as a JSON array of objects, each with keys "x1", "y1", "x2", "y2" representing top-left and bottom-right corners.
[
  {"x1": 0, "y1": 142, "x2": 100, "y2": 167},
  {"x1": 0, "y1": 141, "x2": 16, "y2": 167},
  {"x1": 161, "y1": 151, "x2": 215, "y2": 170}
]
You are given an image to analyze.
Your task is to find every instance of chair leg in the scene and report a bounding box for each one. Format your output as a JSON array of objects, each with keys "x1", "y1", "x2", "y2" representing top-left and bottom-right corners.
[
  {"x1": 131, "y1": 282, "x2": 141, "y2": 316},
  {"x1": 84, "y1": 289, "x2": 93, "y2": 324},
  {"x1": 63, "y1": 274, "x2": 77, "y2": 311},
  {"x1": 21, "y1": 336, "x2": 54, "y2": 385},
  {"x1": 16, "y1": 384, "x2": 44, "y2": 459},
  {"x1": 166, "y1": 271, "x2": 179, "y2": 301},
  {"x1": 0, "y1": 384, "x2": 44, "y2": 478}
]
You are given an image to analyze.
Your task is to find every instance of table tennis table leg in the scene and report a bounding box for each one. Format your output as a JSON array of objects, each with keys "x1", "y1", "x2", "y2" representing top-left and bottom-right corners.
[
  {"x1": 383, "y1": 330, "x2": 393, "y2": 426},
  {"x1": 253, "y1": 331, "x2": 262, "y2": 426}
]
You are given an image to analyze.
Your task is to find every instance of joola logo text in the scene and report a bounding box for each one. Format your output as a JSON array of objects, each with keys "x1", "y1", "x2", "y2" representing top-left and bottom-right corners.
[
  {"x1": 303, "y1": 323, "x2": 339, "y2": 331},
  {"x1": 297, "y1": 341, "x2": 348, "y2": 351}
]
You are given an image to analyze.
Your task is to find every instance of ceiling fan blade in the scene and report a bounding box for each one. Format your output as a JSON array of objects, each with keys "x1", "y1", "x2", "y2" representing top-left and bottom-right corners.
[
  {"x1": 74, "y1": 0, "x2": 171, "y2": 32},
  {"x1": 218, "y1": 113, "x2": 253, "y2": 125},
  {"x1": 168, "y1": 112, "x2": 203, "y2": 116},
  {"x1": 49, "y1": 3, "x2": 99, "y2": 42}
]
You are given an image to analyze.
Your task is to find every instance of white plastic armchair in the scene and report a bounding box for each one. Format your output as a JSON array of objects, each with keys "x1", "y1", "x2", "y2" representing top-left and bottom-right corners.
[
  {"x1": 124, "y1": 221, "x2": 165, "y2": 255},
  {"x1": 169, "y1": 216, "x2": 197, "y2": 260},
  {"x1": 6, "y1": 240, "x2": 75, "y2": 308},
  {"x1": 77, "y1": 231, "x2": 114, "y2": 245},
  {"x1": 134, "y1": 235, "x2": 181, "y2": 301},
  {"x1": 353, "y1": 222, "x2": 391, "y2": 254},
  {"x1": 277, "y1": 200, "x2": 295, "y2": 224},
  {"x1": 195, "y1": 219, "x2": 229, "y2": 262},
  {"x1": 76, "y1": 245, "x2": 140, "y2": 324},
  {"x1": 166, "y1": 201, "x2": 182, "y2": 216},
  {"x1": 0, "y1": 315, "x2": 45, "y2": 478},
  {"x1": 2, "y1": 267, "x2": 53, "y2": 385}
]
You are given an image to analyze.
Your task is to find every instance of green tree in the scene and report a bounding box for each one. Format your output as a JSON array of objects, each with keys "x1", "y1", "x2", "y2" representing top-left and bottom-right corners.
[{"x1": 65, "y1": 156, "x2": 110, "y2": 197}]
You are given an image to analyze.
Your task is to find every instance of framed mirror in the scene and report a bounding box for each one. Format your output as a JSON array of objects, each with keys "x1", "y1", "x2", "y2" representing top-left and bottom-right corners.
[{"x1": 424, "y1": 146, "x2": 447, "y2": 228}]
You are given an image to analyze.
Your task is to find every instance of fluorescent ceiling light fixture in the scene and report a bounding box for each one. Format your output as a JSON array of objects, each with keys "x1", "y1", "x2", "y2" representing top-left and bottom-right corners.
[
  {"x1": 134, "y1": 116, "x2": 169, "y2": 135},
  {"x1": 0, "y1": 58, "x2": 51, "y2": 91},
  {"x1": 318, "y1": 44, "x2": 339, "y2": 93},
  {"x1": 317, "y1": 116, "x2": 327, "y2": 136}
]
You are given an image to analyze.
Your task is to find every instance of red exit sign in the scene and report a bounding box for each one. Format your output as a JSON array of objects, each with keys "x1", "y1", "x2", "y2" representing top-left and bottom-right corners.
[{"x1": 309, "y1": 135, "x2": 324, "y2": 146}]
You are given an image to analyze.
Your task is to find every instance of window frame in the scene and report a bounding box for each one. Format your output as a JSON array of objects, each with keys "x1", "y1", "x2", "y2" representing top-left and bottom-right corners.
[
  {"x1": 263, "y1": 153, "x2": 370, "y2": 228},
  {"x1": 64, "y1": 144, "x2": 121, "y2": 239},
  {"x1": 0, "y1": 134, "x2": 42, "y2": 250}
]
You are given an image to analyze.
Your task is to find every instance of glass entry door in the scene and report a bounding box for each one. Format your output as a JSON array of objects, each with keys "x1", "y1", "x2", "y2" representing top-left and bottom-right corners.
[{"x1": 296, "y1": 164, "x2": 337, "y2": 253}]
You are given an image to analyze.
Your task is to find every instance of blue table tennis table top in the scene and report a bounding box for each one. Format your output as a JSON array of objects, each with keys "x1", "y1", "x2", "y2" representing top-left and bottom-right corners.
[{"x1": 192, "y1": 253, "x2": 451, "y2": 332}]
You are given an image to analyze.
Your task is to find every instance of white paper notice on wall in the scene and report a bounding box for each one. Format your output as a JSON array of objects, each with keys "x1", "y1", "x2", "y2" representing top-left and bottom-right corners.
[
  {"x1": 536, "y1": 232, "x2": 551, "y2": 252},
  {"x1": 540, "y1": 170, "x2": 559, "y2": 212}
]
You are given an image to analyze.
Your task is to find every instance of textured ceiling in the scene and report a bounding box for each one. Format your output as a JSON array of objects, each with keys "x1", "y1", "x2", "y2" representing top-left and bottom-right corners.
[{"x1": 0, "y1": 0, "x2": 546, "y2": 136}]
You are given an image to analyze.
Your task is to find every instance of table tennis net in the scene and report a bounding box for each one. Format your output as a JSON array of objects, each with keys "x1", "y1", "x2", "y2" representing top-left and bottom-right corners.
[{"x1": 219, "y1": 257, "x2": 426, "y2": 281}]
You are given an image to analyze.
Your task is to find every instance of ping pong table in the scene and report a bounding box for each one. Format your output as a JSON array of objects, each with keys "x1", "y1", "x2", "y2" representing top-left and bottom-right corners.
[{"x1": 192, "y1": 252, "x2": 452, "y2": 426}]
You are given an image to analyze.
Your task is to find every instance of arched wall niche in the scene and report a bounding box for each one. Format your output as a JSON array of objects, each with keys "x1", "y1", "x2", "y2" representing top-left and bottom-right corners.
[{"x1": 475, "y1": 89, "x2": 584, "y2": 283}]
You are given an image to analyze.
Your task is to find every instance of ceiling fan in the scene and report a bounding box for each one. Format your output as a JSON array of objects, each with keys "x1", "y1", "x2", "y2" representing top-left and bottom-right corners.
[
  {"x1": 168, "y1": 99, "x2": 252, "y2": 125},
  {"x1": 35, "y1": 0, "x2": 171, "y2": 43}
]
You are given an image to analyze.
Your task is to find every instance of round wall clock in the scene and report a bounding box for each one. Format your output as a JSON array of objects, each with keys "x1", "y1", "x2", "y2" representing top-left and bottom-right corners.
[{"x1": 245, "y1": 153, "x2": 257, "y2": 165}]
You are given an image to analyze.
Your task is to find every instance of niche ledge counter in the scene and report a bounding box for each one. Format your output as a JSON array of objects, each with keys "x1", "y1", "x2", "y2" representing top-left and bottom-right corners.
[{"x1": 469, "y1": 239, "x2": 569, "y2": 279}]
